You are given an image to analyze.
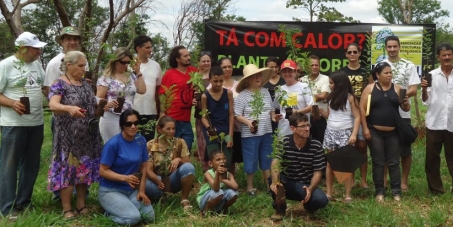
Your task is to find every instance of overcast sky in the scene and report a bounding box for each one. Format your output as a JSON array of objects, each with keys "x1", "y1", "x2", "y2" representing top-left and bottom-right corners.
[{"x1": 148, "y1": 0, "x2": 453, "y2": 44}]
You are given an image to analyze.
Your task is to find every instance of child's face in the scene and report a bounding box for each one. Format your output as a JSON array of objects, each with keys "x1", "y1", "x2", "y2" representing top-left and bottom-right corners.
[
  {"x1": 329, "y1": 78, "x2": 334, "y2": 91},
  {"x1": 158, "y1": 121, "x2": 176, "y2": 138},
  {"x1": 209, "y1": 153, "x2": 226, "y2": 170},
  {"x1": 209, "y1": 75, "x2": 224, "y2": 91}
]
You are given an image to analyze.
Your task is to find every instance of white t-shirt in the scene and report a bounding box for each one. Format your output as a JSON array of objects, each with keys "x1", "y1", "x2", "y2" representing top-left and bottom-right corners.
[
  {"x1": 300, "y1": 73, "x2": 330, "y2": 111},
  {"x1": 383, "y1": 58, "x2": 420, "y2": 118},
  {"x1": 133, "y1": 59, "x2": 162, "y2": 115},
  {"x1": 0, "y1": 55, "x2": 45, "y2": 126},
  {"x1": 274, "y1": 82, "x2": 314, "y2": 136},
  {"x1": 45, "y1": 52, "x2": 90, "y2": 87},
  {"x1": 44, "y1": 53, "x2": 65, "y2": 87}
]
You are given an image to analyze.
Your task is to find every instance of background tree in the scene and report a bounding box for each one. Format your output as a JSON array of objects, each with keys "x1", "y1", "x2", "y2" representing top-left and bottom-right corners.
[
  {"x1": 317, "y1": 5, "x2": 360, "y2": 22},
  {"x1": 377, "y1": 0, "x2": 449, "y2": 24},
  {"x1": 286, "y1": 0, "x2": 358, "y2": 22}
]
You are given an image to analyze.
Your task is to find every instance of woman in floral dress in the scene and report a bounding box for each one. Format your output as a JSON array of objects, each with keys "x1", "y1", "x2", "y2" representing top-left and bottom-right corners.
[
  {"x1": 96, "y1": 47, "x2": 146, "y2": 143},
  {"x1": 47, "y1": 51, "x2": 102, "y2": 219}
]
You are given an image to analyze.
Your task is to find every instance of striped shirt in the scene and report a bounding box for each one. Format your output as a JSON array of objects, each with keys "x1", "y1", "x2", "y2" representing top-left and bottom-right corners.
[
  {"x1": 234, "y1": 88, "x2": 273, "y2": 137},
  {"x1": 279, "y1": 135, "x2": 326, "y2": 184}
]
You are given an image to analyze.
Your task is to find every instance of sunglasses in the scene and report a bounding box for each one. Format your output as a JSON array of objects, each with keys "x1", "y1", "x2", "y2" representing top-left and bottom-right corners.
[
  {"x1": 118, "y1": 60, "x2": 131, "y2": 65},
  {"x1": 200, "y1": 51, "x2": 211, "y2": 56},
  {"x1": 347, "y1": 50, "x2": 358, "y2": 55},
  {"x1": 124, "y1": 121, "x2": 140, "y2": 127}
]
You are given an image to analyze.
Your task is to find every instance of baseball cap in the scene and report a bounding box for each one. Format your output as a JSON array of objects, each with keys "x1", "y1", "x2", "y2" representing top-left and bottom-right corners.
[
  {"x1": 15, "y1": 32, "x2": 47, "y2": 48},
  {"x1": 55, "y1": 26, "x2": 81, "y2": 45},
  {"x1": 280, "y1": 59, "x2": 297, "y2": 70}
]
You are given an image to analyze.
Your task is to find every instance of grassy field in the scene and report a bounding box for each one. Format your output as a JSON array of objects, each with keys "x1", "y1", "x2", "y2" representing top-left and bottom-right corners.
[{"x1": 2, "y1": 98, "x2": 453, "y2": 227}]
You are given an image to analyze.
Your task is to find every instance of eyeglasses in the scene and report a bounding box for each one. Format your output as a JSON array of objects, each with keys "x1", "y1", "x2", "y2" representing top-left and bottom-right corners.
[
  {"x1": 347, "y1": 50, "x2": 358, "y2": 55},
  {"x1": 295, "y1": 124, "x2": 311, "y2": 129},
  {"x1": 118, "y1": 60, "x2": 131, "y2": 65},
  {"x1": 124, "y1": 121, "x2": 140, "y2": 127},
  {"x1": 200, "y1": 51, "x2": 211, "y2": 56}
]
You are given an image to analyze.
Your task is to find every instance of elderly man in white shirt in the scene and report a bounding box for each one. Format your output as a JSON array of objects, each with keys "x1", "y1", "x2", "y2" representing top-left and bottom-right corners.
[{"x1": 421, "y1": 42, "x2": 453, "y2": 195}]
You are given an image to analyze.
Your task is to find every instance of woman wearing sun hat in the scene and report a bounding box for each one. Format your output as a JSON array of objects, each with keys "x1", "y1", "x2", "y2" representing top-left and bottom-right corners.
[{"x1": 234, "y1": 64, "x2": 274, "y2": 195}]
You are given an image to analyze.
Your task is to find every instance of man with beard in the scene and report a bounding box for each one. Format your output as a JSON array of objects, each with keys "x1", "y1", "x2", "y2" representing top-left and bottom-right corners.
[
  {"x1": 133, "y1": 35, "x2": 162, "y2": 141},
  {"x1": 381, "y1": 36, "x2": 420, "y2": 191},
  {"x1": 422, "y1": 42, "x2": 453, "y2": 195},
  {"x1": 159, "y1": 46, "x2": 197, "y2": 151},
  {"x1": 0, "y1": 32, "x2": 47, "y2": 220}
]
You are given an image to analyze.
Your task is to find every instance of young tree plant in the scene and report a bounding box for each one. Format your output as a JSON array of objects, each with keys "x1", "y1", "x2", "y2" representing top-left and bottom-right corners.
[
  {"x1": 249, "y1": 89, "x2": 264, "y2": 134},
  {"x1": 188, "y1": 71, "x2": 205, "y2": 101},
  {"x1": 159, "y1": 84, "x2": 176, "y2": 115},
  {"x1": 269, "y1": 129, "x2": 288, "y2": 204}
]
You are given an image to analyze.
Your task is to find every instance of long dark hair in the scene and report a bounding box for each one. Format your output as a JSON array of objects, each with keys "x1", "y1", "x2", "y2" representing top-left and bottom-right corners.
[{"x1": 325, "y1": 71, "x2": 357, "y2": 111}]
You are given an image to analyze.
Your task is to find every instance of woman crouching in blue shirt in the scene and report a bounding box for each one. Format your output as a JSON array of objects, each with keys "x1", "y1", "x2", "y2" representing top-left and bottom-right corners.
[{"x1": 98, "y1": 109, "x2": 154, "y2": 225}]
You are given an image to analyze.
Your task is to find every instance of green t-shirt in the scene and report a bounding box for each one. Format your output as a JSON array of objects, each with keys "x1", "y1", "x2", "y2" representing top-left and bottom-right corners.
[{"x1": 196, "y1": 169, "x2": 228, "y2": 204}]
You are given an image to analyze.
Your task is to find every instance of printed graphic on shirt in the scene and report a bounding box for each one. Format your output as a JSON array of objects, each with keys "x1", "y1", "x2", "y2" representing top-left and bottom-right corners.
[{"x1": 348, "y1": 75, "x2": 364, "y2": 97}]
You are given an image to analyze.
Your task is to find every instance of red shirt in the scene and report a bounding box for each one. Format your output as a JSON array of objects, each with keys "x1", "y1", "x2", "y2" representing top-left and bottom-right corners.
[{"x1": 159, "y1": 66, "x2": 198, "y2": 121}]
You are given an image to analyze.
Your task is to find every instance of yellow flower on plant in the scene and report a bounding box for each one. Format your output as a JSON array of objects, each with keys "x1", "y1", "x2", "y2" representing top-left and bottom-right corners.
[{"x1": 287, "y1": 93, "x2": 298, "y2": 107}]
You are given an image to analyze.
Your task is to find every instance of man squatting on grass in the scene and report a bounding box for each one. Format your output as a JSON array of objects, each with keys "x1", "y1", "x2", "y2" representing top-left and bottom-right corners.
[{"x1": 269, "y1": 113, "x2": 328, "y2": 221}]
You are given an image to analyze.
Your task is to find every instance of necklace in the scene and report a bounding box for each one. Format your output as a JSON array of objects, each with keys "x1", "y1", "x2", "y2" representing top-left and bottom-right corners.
[{"x1": 64, "y1": 73, "x2": 87, "y2": 108}]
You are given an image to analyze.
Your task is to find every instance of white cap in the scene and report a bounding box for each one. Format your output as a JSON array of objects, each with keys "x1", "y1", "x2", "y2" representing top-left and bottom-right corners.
[{"x1": 15, "y1": 32, "x2": 47, "y2": 48}]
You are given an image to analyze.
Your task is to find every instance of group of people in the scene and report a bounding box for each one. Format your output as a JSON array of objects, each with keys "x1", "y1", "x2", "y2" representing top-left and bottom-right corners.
[{"x1": 0, "y1": 27, "x2": 452, "y2": 225}]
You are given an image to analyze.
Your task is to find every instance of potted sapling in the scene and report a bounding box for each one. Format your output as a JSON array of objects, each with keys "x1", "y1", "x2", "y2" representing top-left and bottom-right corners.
[
  {"x1": 275, "y1": 86, "x2": 297, "y2": 119},
  {"x1": 200, "y1": 109, "x2": 217, "y2": 139},
  {"x1": 138, "y1": 118, "x2": 157, "y2": 137},
  {"x1": 250, "y1": 89, "x2": 264, "y2": 134},
  {"x1": 216, "y1": 132, "x2": 231, "y2": 179},
  {"x1": 13, "y1": 46, "x2": 31, "y2": 114},
  {"x1": 159, "y1": 84, "x2": 176, "y2": 115},
  {"x1": 269, "y1": 129, "x2": 288, "y2": 207},
  {"x1": 149, "y1": 135, "x2": 174, "y2": 193},
  {"x1": 188, "y1": 71, "x2": 205, "y2": 101},
  {"x1": 114, "y1": 91, "x2": 126, "y2": 113}
]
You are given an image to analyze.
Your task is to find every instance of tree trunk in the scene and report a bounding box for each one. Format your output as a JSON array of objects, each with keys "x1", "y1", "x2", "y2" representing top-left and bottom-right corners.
[{"x1": 53, "y1": 0, "x2": 71, "y2": 27}]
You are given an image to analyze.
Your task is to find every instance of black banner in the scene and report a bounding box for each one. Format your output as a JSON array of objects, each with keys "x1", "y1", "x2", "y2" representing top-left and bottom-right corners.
[{"x1": 204, "y1": 21, "x2": 436, "y2": 76}]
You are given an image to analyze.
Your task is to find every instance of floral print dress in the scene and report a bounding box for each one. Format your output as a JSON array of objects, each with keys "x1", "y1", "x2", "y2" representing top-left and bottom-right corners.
[
  {"x1": 47, "y1": 79, "x2": 102, "y2": 191},
  {"x1": 97, "y1": 73, "x2": 138, "y2": 114}
]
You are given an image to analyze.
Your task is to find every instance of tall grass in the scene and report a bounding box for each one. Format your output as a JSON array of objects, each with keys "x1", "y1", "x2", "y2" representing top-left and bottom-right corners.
[{"x1": 2, "y1": 99, "x2": 453, "y2": 226}]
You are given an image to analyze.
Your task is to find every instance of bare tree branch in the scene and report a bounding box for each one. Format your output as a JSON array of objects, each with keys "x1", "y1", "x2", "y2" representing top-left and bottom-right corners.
[{"x1": 53, "y1": 0, "x2": 71, "y2": 27}]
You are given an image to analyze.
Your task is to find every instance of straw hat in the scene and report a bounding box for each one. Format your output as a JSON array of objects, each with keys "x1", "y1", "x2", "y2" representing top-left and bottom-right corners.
[{"x1": 236, "y1": 64, "x2": 273, "y2": 93}]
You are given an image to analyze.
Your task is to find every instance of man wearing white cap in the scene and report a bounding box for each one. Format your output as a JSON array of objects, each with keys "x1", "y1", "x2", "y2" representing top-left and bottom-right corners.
[{"x1": 0, "y1": 32, "x2": 47, "y2": 219}]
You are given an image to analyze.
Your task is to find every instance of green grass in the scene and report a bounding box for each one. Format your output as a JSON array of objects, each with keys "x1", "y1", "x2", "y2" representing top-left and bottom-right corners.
[{"x1": 2, "y1": 99, "x2": 453, "y2": 226}]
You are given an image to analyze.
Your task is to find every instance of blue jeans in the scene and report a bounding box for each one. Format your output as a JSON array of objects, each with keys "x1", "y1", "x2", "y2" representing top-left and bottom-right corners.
[
  {"x1": 98, "y1": 186, "x2": 155, "y2": 225},
  {"x1": 241, "y1": 133, "x2": 273, "y2": 174},
  {"x1": 0, "y1": 125, "x2": 44, "y2": 215},
  {"x1": 199, "y1": 189, "x2": 238, "y2": 212},
  {"x1": 368, "y1": 128, "x2": 401, "y2": 196},
  {"x1": 268, "y1": 175, "x2": 328, "y2": 213},
  {"x1": 175, "y1": 121, "x2": 194, "y2": 152},
  {"x1": 145, "y1": 163, "x2": 195, "y2": 197}
]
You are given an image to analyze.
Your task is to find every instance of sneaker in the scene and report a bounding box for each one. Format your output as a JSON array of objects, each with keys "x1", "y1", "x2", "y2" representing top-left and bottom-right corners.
[
  {"x1": 393, "y1": 195, "x2": 401, "y2": 202},
  {"x1": 6, "y1": 211, "x2": 19, "y2": 221},
  {"x1": 270, "y1": 212, "x2": 283, "y2": 222},
  {"x1": 375, "y1": 195, "x2": 384, "y2": 203}
]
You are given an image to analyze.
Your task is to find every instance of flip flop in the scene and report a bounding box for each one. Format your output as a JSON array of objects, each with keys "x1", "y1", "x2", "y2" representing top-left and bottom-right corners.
[{"x1": 181, "y1": 199, "x2": 193, "y2": 210}]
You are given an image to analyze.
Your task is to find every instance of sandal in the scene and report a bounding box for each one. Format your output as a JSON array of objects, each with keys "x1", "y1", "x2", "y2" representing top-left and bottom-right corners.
[
  {"x1": 76, "y1": 205, "x2": 88, "y2": 215},
  {"x1": 181, "y1": 199, "x2": 193, "y2": 210},
  {"x1": 343, "y1": 197, "x2": 352, "y2": 203},
  {"x1": 247, "y1": 189, "x2": 257, "y2": 196},
  {"x1": 326, "y1": 195, "x2": 336, "y2": 202},
  {"x1": 63, "y1": 210, "x2": 76, "y2": 220}
]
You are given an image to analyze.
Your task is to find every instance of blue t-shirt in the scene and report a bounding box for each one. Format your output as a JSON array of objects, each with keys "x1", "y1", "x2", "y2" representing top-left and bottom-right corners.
[{"x1": 100, "y1": 133, "x2": 149, "y2": 191}]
